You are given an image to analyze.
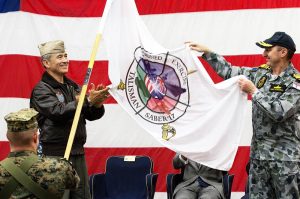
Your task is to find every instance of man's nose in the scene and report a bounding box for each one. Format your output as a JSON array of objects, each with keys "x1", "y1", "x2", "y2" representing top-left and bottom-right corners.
[{"x1": 62, "y1": 57, "x2": 69, "y2": 63}]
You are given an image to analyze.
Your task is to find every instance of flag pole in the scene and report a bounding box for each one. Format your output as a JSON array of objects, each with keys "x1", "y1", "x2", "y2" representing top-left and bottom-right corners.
[{"x1": 64, "y1": 0, "x2": 113, "y2": 160}]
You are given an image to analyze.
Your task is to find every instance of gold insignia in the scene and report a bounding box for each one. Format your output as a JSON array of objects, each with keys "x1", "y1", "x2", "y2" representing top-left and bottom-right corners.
[
  {"x1": 187, "y1": 69, "x2": 197, "y2": 75},
  {"x1": 162, "y1": 123, "x2": 176, "y2": 141},
  {"x1": 257, "y1": 76, "x2": 267, "y2": 89},
  {"x1": 269, "y1": 84, "x2": 286, "y2": 92},
  {"x1": 117, "y1": 80, "x2": 126, "y2": 90},
  {"x1": 259, "y1": 64, "x2": 271, "y2": 70},
  {"x1": 258, "y1": 41, "x2": 273, "y2": 47},
  {"x1": 292, "y1": 73, "x2": 300, "y2": 81}
]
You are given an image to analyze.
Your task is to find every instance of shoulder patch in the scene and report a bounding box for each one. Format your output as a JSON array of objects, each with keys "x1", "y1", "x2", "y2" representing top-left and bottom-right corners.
[
  {"x1": 257, "y1": 75, "x2": 267, "y2": 89},
  {"x1": 291, "y1": 73, "x2": 300, "y2": 81},
  {"x1": 259, "y1": 64, "x2": 271, "y2": 70}
]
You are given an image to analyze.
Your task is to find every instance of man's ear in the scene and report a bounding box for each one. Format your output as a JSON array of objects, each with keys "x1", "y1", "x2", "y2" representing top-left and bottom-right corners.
[
  {"x1": 42, "y1": 60, "x2": 50, "y2": 69},
  {"x1": 33, "y1": 131, "x2": 38, "y2": 144},
  {"x1": 281, "y1": 48, "x2": 288, "y2": 58}
]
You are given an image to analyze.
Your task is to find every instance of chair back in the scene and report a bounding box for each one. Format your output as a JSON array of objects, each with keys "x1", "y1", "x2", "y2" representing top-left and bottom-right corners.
[
  {"x1": 223, "y1": 174, "x2": 234, "y2": 199},
  {"x1": 104, "y1": 156, "x2": 153, "y2": 199}
]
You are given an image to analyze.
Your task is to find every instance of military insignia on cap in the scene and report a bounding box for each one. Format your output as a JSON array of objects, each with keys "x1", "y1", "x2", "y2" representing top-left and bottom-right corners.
[
  {"x1": 259, "y1": 64, "x2": 271, "y2": 70},
  {"x1": 269, "y1": 84, "x2": 286, "y2": 92},
  {"x1": 257, "y1": 75, "x2": 267, "y2": 89},
  {"x1": 256, "y1": 41, "x2": 273, "y2": 48}
]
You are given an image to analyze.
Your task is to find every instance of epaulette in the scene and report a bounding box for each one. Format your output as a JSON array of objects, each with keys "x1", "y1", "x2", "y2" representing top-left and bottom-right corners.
[
  {"x1": 291, "y1": 73, "x2": 300, "y2": 81},
  {"x1": 259, "y1": 64, "x2": 271, "y2": 70}
]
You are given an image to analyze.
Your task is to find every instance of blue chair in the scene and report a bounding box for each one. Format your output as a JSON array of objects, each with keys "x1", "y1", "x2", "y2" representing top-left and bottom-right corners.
[
  {"x1": 166, "y1": 171, "x2": 234, "y2": 199},
  {"x1": 89, "y1": 155, "x2": 158, "y2": 199}
]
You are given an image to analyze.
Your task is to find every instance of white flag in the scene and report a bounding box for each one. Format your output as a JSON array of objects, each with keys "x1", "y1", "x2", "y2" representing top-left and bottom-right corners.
[{"x1": 101, "y1": 0, "x2": 248, "y2": 171}]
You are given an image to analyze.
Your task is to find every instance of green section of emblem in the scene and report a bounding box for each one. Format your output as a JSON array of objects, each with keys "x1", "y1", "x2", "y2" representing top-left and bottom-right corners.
[{"x1": 136, "y1": 65, "x2": 150, "y2": 104}]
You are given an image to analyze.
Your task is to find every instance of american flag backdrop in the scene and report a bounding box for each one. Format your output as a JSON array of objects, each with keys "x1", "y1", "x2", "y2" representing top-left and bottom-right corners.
[{"x1": 1, "y1": 0, "x2": 300, "y2": 198}]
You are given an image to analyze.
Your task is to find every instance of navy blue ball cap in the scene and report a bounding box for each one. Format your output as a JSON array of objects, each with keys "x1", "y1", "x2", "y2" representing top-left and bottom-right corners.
[{"x1": 256, "y1": 32, "x2": 296, "y2": 52}]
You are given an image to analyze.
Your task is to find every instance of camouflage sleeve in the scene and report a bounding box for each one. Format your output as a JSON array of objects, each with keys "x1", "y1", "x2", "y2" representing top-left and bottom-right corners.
[
  {"x1": 202, "y1": 52, "x2": 253, "y2": 80},
  {"x1": 253, "y1": 86, "x2": 300, "y2": 121},
  {"x1": 61, "y1": 160, "x2": 80, "y2": 190}
]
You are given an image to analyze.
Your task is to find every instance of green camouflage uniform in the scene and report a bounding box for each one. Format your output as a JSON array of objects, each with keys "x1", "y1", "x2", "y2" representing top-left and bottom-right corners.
[
  {"x1": 0, "y1": 108, "x2": 80, "y2": 198},
  {"x1": 0, "y1": 151, "x2": 79, "y2": 199},
  {"x1": 202, "y1": 52, "x2": 300, "y2": 199}
]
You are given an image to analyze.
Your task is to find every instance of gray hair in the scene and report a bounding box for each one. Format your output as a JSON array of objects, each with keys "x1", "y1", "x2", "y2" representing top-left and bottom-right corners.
[
  {"x1": 41, "y1": 54, "x2": 52, "y2": 62},
  {"x1": 40, "y1": 54, "x2": 52, "y2": 68}
]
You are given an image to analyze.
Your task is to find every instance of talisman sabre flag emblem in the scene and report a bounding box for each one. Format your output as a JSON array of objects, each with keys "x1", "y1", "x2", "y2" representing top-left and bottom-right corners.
[
  {"x1": 117, "y1": 47, "x2": 196, "y2": 140},
  {"x1": 102, "y1": 0, "x2": 248, "y2": 170}
]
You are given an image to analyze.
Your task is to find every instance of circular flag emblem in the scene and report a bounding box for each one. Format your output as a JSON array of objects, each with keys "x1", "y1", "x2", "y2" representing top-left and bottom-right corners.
[{"x1": 125, "y1": 47, "x2": 190, "y2": 124}]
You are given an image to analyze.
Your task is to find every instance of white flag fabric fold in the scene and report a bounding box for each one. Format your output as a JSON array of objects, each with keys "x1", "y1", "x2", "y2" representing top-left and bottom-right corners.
[{"x1": 102, "y1": 0, "x2": 248, "y2": 171}]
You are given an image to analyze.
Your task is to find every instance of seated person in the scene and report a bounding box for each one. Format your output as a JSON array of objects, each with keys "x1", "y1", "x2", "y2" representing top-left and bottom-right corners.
[{"x1": 173, "y1": 153, "x2": 225, "y2": 199}]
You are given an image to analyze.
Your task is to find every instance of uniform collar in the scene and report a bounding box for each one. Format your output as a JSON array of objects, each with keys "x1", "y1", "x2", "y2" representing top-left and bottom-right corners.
[
  {"x1": 41, "y1": 71, "x2": 79, "y2": 90},
  {"x1": 8, "y1": 150, "x2": 37, "y2": 157},
  {"x1": 281, "y1": 63, "x2": 297, "y2": 78},
  {"x1": 269, "y1": 63, "x2": 296, "y2": 81}
]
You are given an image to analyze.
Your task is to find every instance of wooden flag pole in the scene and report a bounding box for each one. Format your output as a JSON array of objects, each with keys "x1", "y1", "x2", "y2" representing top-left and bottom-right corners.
[
  {"x1": 64, "y1": 33, "x2": 102, "y2": 160},
  {"x1": 63, "y1": 0, "x2": 113, "y2": 160}
]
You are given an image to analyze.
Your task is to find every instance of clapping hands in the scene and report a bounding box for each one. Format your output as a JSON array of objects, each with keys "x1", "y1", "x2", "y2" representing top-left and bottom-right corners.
[{"x1": 88, "y1": 83, "x2": 110, "y2": 108}]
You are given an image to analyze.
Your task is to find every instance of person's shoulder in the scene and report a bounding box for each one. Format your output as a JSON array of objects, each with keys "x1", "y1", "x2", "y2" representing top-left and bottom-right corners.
[
  {"x1": 248, "y1": 64, "x2": 270, "y2": 74},
  {"x1": 41, "y1": 156, "x2": 72, "y2": 165},
  {"x1": 258, "y1": 64, "x2": 271, "y2": 70},
  {"x1": 291, "y1": 73, "x2": 300, "y2": 81},
  {"x1": 35, "y1": 156, "x2": 73, "y2": 172},
  {"x1": 0, "y1": 158, "x2": 9, "y2": 176},
  {"x1": 31, "y1": 80, "x2": 55, "y2": 98}
]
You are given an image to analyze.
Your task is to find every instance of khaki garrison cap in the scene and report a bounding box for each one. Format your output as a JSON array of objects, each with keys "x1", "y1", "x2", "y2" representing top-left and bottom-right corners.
[
  {"x1": 38, "y1": 40, "x2": 65, "y2": 56},
  {"x1": 4, "y1": 108, "x2": 38, "y2": 133}
]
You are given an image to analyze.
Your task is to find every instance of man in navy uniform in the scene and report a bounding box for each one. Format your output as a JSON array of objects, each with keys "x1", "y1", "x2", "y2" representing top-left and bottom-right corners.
[
  {"x1": 30, "y1": 40, "x2": 110, "y2": 198},
  {"x1": 188, "y1": 32, "x2": 300, "y2": 198}
]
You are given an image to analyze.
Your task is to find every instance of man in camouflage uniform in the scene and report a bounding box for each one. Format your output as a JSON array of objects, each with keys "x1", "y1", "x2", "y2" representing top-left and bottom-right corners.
[
  {"x1": 187, "y1": 32, "x2": 300, "y2": 199},
  {"x1": 0, "y1": 108, "x2": 80, "y2": 199}
]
